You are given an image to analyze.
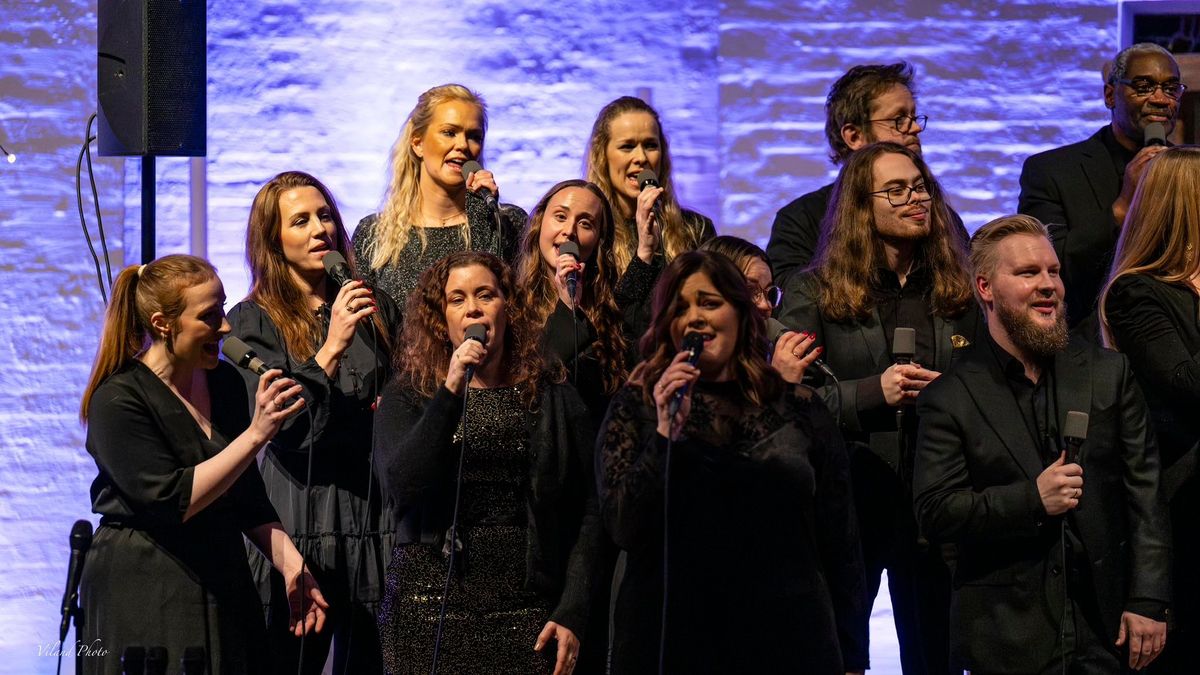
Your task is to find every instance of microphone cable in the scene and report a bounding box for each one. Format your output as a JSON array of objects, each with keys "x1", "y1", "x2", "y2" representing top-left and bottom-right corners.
[
  {"x1": 295, "y1": 401, "x2": 316, "y2": 675},
  {"x1": 340, "y1": 316, "x2": 383, "y2": 675},
  {"x1": 658, "y1": 429, "x2": 675, "y2": 675},
  {"x1": 76, "y1": 113, "x2": 113, "y2": 305},
  {"x1": 431, "y1": 382, "x2": 472, "y2": 674}
]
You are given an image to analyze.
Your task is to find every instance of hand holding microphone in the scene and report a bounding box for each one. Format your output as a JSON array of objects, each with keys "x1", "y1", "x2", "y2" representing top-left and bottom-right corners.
[
  {"x1": 634, "y1": 169, "x2": 664, "y2": 263},
  {"x1": 556, "y1": 241, "x2": 584, "y2": 306},
  {"x1": 654, "y1": 332, "x2": 705, "y2": 439},
  {"x1": 462, "y1": 160, "x2": 499, "y2": 208},
  {"x1": 223, "y1": 337, "x2": 306, "y2": 439},
  {"x1": 882, "y1": 327, "x2": 940, "y2": 405},
  {"x1": 766, "y1": 318, "x2": 826, "y2": 384},
  {"x1": 446, "y1": 324, "x2": 489, "y2": 395}
]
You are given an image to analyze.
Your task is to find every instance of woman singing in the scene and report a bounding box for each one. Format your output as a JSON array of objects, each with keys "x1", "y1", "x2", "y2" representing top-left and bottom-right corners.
[
  {"x1": 374, "y1": 252, "x2": 601, "y2": 674},
  {"x1": 353, "y1": 83, "x2": 527, "y2": 305},
  {"x1": 597, "y1": 250, "x2": 869, "y2": 674},
  {"x1": 79, "y1": 255, "x2": 327, "y2": 675},
  {"x1": 514, "y1": 178, "x2": 628, "y2": 422},
  {"x1": 584, "y1": 96, "x2": 716, "y2": 353},
  {"x1": 227, "y1": 172, "x2": 399, "y2": 674},
  {"x1": 1101, "y1": 145, "x2": 1200, "y2": 671}
]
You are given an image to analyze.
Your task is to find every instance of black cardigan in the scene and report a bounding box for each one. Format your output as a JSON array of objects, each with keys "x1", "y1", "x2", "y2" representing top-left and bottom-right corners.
[{"x1": 372, "y1": 377, "x2": 602, "y2": 635}]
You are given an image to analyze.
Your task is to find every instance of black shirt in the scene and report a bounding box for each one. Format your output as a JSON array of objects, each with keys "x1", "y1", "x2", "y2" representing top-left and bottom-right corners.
[
  {"x1": 987, "y1": 333, "x2": 1060, "y2": 467},
  {"x1": 1099, "y1": 124, "x2": 1138, "y2": 186}
]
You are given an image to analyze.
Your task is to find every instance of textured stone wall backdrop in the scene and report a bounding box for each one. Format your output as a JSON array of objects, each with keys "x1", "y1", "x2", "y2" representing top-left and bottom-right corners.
[
  {"x1": 1, "y1": 1, "x2": 1126, "y2": 673},
  {"x1": 720, "y1": 0, "x2": 1119, "y2": 246}
]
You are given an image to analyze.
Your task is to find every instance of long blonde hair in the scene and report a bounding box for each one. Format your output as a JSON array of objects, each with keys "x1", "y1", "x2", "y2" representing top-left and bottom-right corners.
[
  {"x1": 584, "y1": 96, "x2": 702, "y2": 273},
  {"x1": 367, "y1": 84, "x2": 488, "y2": 272},
  {"x1": 1100, "y1": 146, "x2": 1200, "y2": 348},
  {"x1": 80, "y1": 255, "x2": 218, "y2": 422}
]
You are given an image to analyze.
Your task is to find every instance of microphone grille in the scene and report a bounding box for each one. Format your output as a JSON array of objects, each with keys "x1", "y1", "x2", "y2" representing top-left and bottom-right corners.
[
  {"x1": 322, "y1": 250, "x2": 348, "y2": 274},
  {"x1": 681, "y1": 331, "x2": 706, "y2": 354},
  {"x1": 464, "y1": 323, "x2": 489, "y2": 345},
  {"x1": 220, "y1": 336, "x2": 254, "y2": 366},
  {"x1": 1143, "y1": 122, "x2": 1167, "y2": 147},
  {"x1": 558, "y1": 241, "x2": 581, "y2": 260},
  {"x1": 766, "y1": 318, "x2": 791, "y2": 344},
  {"x1": 462, "y1": 160, "x2": 484, "y2": 182},
  {"x1": 893, "y1": 327, "x2": 916, "y2": 357},
  {"x1": 637, "y1": 169, "x2": 660, "y2": 190},
  {"x1": 69, "y1": 519, "x2": 93, "y2": 550},
  {"x1": 1064, "y1": 410, "x2": 1089, "y2": 440}
]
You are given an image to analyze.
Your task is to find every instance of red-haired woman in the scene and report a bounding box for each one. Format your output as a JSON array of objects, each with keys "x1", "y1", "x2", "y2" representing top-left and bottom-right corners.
[
  {"x1": 79, "y1": 254, "x2": 327, "y2": 675},
  {"x1": 373, "y1": 251, "x2": 601, "y2": 674},
  {"x1": 227, "y1": 171, "x2": 399, "y2": 674}
]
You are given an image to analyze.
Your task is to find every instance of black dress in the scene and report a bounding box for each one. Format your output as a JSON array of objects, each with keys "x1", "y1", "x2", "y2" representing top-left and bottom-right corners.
[
  {"x1": 597, "y1": 380, "x2": 869, "y2": 674},
  {"x1": 373, "y1": 380, "x2": 602, "y2": 675},
  {"x1": 81, "y1": 360, "x2": 280, "y2": 675},
  {"x1": 352, "y1": 192, "x2": 527, "y2": 307},
  {"x1": 1105, "y1": 273, "x2": 1200, "y2": 670},
  {"x1": 226, "y1": 298, "x2": 399, "y2": 674}
]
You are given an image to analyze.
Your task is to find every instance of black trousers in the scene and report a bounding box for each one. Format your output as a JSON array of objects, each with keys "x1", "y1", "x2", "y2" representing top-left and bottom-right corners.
[{"x1": 854, "y1": 447, "x2": 953, "y2": 675}]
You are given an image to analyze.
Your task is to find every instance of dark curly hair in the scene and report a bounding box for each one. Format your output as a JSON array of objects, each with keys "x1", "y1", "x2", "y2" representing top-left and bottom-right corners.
[
  {"x1": 395, "y1": 251, "x2": 556, "y2": 408},
  {"x1": 633, "y1": 250, "x2": 782, "y2": 407},
  {"x1": 515, "y1": 179, "x2": 628, "y2": 394}
]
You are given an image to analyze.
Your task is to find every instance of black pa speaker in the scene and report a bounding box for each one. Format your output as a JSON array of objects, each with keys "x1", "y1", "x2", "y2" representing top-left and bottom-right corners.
[{"x1": 97, "y1": 0, "x2": 206, "y2": 157}]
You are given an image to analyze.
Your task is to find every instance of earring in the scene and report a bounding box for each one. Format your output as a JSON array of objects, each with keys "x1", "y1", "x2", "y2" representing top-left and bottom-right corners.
[{"x1": 1186, "y1": 243, "x2": 1194, "y2": 264}]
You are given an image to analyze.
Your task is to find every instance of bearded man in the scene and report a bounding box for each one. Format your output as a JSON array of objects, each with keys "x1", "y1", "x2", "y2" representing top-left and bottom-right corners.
[{"x1": 912, "y1": 214, "x2": 1172, "y2": 675}]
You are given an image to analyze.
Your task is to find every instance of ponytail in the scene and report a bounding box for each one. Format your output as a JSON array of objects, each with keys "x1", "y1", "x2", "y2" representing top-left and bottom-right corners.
[{"x1": 80, "y1": 255, "x2": 218, "y2": 422}]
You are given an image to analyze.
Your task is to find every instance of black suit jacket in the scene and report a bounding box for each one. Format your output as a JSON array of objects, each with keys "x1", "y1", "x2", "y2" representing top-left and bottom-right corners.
[
  {"x1": 912, "y1": 338, "x2": 1171, "y2": 673},
  {"x1": 777, "y1": 271, "x2": 983, "y2": 473},
  {"x1": 768, "y1": 183, "x2": 970, "y2": 284},
  {"x1": 1018, "y1": 127, "x2": 1121, "y2": 327}
]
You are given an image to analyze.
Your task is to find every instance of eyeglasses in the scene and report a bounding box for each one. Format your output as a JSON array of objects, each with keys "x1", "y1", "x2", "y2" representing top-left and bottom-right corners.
[
  {"x1": 1117, "y1": 78, "x2": 1187, "y2": 100},
  {"x1": 868, "y1": 114, "x2": 928, "y2": 133},
  {"x1": 750, "y1": 284, "x2": 783, "y2": 308},
  {"x1": 871, "y1": 183, "x2": 931, "y2": 207}
]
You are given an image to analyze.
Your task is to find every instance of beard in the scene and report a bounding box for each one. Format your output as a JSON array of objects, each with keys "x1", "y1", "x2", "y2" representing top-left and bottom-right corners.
[{"x1": 995, "y1": 296, "x2": 1069, "y2": 359}]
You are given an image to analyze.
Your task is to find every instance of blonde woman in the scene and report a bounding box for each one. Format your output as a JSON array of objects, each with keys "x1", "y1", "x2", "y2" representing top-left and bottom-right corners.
[{"x1": 353, "y1": 84, "x2": 527, "y2": 305}]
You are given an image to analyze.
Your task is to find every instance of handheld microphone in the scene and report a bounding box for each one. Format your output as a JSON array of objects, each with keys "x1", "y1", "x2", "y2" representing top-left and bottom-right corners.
[
  {"x1": 558, "y1": 241, "x2": 581, "y2": 303},
  {"x1": 668, "y1": 332, "x2": 706, "y2": 418},
  {"x1": 462, "y1": 160, "x2": 498, "y2": 208},
  {"x1": 321, "y1": 250, "x2": 355, "y2": 288},
  {"x1": 59, "y1": 519, "x2": 93, "y2": 642},
  {"x1": 463, "y1": 323, "x2": 489, "y2": 384},
  {"x1": 222, "y1": 337, "x2": 304, "y2": 407},
  {"x1": 637, "y1": 169, "x2": 663, "y2": 217},
  {"x1": 1143, "y1": 122, "x2": 1167, "y2": 148},
  {"x1": 221, "y1": 336, "x2": 269, "y2": 376},
  {"x1": 893, "y1": 327, "x2": 916, "y2": 365},
  {"x1": 1064, "y1": 410, "x2": 1088, "y2": 465},
  {"x1": 766, "y1": 318, "x2": 837, "y2": 380}
]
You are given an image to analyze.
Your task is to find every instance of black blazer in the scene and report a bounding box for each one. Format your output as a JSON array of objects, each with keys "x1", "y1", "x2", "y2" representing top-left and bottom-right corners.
[
  {"x1": 1104, "y1": 273, "x2": 1200, "y2": 484},
  {"x1": 1018, "y1": 127, "x2": 1120, "y2": 327},
  {"x1": 912, "y1": 338, "x2": 1171, "y2": 673},
  {"x1": 777, "y1": 271, "x2": 982, "y2": 473}
]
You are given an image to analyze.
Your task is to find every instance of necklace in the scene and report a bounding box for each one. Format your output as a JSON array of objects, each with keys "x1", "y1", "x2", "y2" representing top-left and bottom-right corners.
[{"x1": 422, "y1": 208, "x2": 467, "y2": 228}]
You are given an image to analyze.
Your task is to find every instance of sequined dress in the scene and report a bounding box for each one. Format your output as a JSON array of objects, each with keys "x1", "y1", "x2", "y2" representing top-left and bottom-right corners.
[{"x1": 377, "y1": 386, "x2": 555, "y2": 675}]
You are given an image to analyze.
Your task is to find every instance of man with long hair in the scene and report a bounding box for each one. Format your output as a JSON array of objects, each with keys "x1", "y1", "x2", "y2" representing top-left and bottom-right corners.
[
  {"x1": 767, "y1": 62, "x2": 967, "y2": 283},
  {"x1": 778, "y1": 142, "x2": 979, "y2": 675},
  {"x1": 914, "y1": 214, "x2": 1170, "y2": 674},
  {"x1": 1019, "y1": 43, "x2": 1183, "y2": 331}
]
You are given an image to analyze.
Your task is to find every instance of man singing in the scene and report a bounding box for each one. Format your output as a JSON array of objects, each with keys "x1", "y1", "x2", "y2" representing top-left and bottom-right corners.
[
  {"x1": 913, "y1": 214, "x2": 1171, "y2": 674},
  {"x1": 1018, "y1": 43, "x2": 1183, "y2": 331}
]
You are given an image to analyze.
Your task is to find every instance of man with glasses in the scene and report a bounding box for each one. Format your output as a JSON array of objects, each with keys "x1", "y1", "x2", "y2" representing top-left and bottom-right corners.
[
  {"x1": 768, "y1": 62, "x2": 969, "y2": 284},
  {"x1": 779, "y1": 142, "x2": 982, "y2": 675},
  {"x1": 1019, "y1": 43, "x2": 1183, "y2": 332}
]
